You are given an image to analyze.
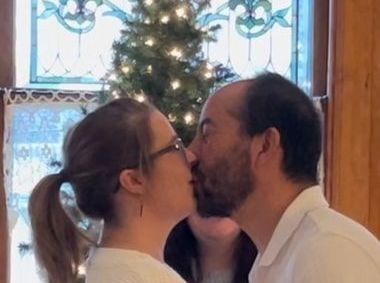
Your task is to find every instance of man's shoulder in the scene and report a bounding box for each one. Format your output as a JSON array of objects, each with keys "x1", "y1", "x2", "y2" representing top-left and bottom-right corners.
[
  {"x1": 294, "y1": 208, "x2": 380, "y2": 270},
  {"x1": 303, "y1": 206, "x2": 379, "y2": 245}
]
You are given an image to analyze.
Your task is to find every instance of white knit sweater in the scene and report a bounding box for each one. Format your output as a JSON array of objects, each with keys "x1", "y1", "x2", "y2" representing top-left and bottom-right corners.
[{"x1": 85, "y1": 248, "x2": 186, "y2": 283}]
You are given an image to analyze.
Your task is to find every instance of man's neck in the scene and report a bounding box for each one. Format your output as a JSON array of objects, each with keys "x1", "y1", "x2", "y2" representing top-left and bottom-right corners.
[{"x1": 234, "y1": 182, "x2": 309, "y2": 254}]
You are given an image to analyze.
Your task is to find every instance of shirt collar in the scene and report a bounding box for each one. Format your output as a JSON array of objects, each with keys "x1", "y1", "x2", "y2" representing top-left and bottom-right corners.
[{"x1": 258, "y1": 185, "x2": 328, "y2": 267}]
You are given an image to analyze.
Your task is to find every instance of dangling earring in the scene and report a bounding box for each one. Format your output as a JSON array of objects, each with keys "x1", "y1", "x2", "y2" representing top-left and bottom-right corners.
[{"x1": 139, "y1": 201, "x2": 144, "y2": 217}]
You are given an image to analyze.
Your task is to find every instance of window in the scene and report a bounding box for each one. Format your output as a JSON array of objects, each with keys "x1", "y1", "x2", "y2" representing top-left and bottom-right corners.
[{"x1": 16, "y1": 0, "x2": 313, "y2": 92}]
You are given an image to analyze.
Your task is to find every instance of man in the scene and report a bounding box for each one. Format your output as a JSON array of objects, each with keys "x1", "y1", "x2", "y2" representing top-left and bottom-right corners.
[{"x1": 190, "y1": 73, "x2": 380, "y2": 282}]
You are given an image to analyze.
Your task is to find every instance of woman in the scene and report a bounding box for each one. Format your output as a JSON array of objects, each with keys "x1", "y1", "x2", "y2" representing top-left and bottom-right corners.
[
  {"x1": 28, "y1": 98, "x2": 196, "y2": 283},
  {"x1": 165, "y1": 213, "x2": 257, "y2": 283}
]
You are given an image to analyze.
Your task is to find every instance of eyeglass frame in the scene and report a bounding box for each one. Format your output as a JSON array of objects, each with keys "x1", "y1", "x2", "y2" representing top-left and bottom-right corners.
[
  {"x1": 148, "y1": 137, "x2": 188, "y2": 164},
  {"x1": 114, "y1": 137, "x2": 188, "y2": 193}
]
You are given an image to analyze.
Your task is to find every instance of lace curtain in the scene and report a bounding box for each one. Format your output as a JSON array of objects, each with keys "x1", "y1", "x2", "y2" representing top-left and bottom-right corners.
[{"x1": 3, "y1": 88, "x2": 97, "y2": 283}]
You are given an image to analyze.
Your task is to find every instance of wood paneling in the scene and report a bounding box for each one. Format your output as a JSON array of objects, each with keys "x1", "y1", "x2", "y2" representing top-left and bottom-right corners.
[
  {"x1": 312, "y1": 0, "x2": 329, "y2": 97},
  {"x1": 327, "y1": 0, "x2": 380, "y2": 238},
  {"x1": 0, "y1": 0, "x2": 14, "y2": 87},
  {"x1": 369, "y1": 0, "x2": 380, "y2": 237}
]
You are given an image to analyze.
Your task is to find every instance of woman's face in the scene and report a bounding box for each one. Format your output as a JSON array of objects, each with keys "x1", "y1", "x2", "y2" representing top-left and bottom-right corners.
[
  {"x1": 144, "y1": 110, "x2": 196, "y2": 221},
  {"x1": 188, "y1": 213, "x2": 241, "y2": 241}
]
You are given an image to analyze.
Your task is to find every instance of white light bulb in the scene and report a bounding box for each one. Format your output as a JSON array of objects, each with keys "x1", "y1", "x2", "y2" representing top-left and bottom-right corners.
[
  {"x1": 121, "y1": 65, "x2": 130, "y2": 74},
  {"x1": 161, "y1": 15, "x2": 170, "y2": 23},
  {"x1": 204, "y1": 71, "x2": 213, "y2": 79},
  {"x1": 168, "y1": 114, "x2": 177, "y2": 122},
  {"x1": 144, "y1": 0, "x2": 153, "y2": 6},
  {"x1": 169, "y1": 47, "x2": 183, "y2": 59},
  {"x1": 135, "y1": 93, "x2": 146, "y2": 103},
  {"x1": 171, "y1": 79, "x2": 181, "y2": 90},
  {"x1": 144, "y1": 19, "x2": 151, "y2": 24},
  {"x1": 147, "y1": 65, "x2": 152, "y2": 73},
  {"x1": 112, "y1": 90, "x2": 120, "y2": 98},
  {"x1": 145, "y1": 38, "x2": 155, "y2": 46},
  {"x1": 176, "y1": 7, "x2": 186, "y2": 18},
  {"x1": 184, "y1": 112, "x2": 195, "y2": 125},
  {"x1": 206, "y1": 63, "x2": 214, "y2": 70}
]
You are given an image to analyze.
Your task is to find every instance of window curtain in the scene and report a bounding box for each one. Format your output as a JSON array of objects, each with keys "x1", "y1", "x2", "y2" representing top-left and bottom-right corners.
[{"x1": 3, "y1": 88, "x2": 97, "y2": 283}]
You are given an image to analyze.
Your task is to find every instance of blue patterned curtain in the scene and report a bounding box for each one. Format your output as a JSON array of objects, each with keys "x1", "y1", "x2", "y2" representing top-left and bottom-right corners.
[{"x1": 3, "y1": 89, "x2": 97, "y2": 283}]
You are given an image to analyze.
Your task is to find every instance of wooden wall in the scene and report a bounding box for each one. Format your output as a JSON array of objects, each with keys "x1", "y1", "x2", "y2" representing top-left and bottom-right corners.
[
  {"x1": 0, "y1": 0, "x2": 13, "y2": 282},
  {"x1": 327, "y1": 0, "x2": 380, "y2": 237}
]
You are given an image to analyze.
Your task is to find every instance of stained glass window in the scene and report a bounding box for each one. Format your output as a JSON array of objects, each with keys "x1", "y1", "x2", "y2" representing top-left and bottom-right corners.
[{"x1": 15, "y1": 0, "x2": 313, "y2": 92}]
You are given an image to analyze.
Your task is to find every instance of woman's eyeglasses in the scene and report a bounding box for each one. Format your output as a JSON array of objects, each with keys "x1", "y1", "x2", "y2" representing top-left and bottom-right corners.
[
  {"x1": 149, "y1": 137, "x2": 187, "y2": 163},
  {"x1": 114, "y1": 138, "x2": 189, "y2": 193}
]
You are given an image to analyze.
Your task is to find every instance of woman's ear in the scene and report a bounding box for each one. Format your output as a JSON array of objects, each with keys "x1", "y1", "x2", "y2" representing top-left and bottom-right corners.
[{"x1": 119, "y1": 169, "x2": 146, "y2": 195}]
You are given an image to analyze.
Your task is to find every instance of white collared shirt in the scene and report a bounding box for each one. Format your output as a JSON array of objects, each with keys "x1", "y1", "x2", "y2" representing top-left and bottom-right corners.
[
  {"x1": 86, "y1": 248, "x2": 186, "y2": 283},
  {"x1": 249, "y1": 186, "x2": 380, "y2": 283}
]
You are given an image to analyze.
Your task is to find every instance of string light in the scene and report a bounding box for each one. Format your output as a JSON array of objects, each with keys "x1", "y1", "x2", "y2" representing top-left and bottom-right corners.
[
  {"x1": 135, "y1": 94, "x2": 146, "y2": 102},
  {"x1": 160, "y1": 15, "x2": 170, "y2": 23},
  {"x1": 144, "y1": 18, "x2": 151, "y2": 24},
  {"x1": 121, "y1": 65, "x2": 130, "y2": 74},
  {"x1": 204, "y1": 63, "x2": 214, "y2": 78},
  {"x1": 184, "y1": 112, "x2": 195, "y2": 125},
  {"x1": 144, "y1": 0, "x2": 153, "y2": 6},
  {"x1": 145, "y1": 38, "x2": 155, "y2": 46},
  {"x1": 168, "y1": 113, "x2": 177, "y2": 122},
  {"x1": 204, "y1": 71, "x2": 213, "y2": 79},
  {"x1": 169, "y1": 47, "x2": 183, "y2": 59},
  {"x1": 147, "y1": 65, "x2": 152, "y2": 73},
  {"x1": 171, "y1": 79, "x2": 181, "y2": 90},
  {"x1": 176, "y1": 7, "x2": 187, "y2": 18},
  {"x1": 112, "y1": 90, "x2": 120, "y2": 98}
]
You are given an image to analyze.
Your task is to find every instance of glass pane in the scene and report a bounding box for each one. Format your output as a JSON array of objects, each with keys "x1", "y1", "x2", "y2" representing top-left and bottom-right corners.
[
  {"x1": 5, "y1": 102, "x2": 88, "y2": 283},
  {"x1": 16, "y1": 0, "x2": 313, "y2": 92}
]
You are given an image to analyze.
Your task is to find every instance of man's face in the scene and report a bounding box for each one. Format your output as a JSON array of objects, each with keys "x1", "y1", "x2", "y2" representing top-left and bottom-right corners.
[{"x1": 190, "y1": 84, "x2": 255, "y2": 217}]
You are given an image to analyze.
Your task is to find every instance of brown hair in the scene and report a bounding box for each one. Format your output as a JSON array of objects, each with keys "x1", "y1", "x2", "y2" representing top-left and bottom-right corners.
[
  {"x1": 164, "y1": 218, "x2": 257, "y2": 283},
  {"x1": 28, "y1": 98, "x2": 154, "y2": 283}
]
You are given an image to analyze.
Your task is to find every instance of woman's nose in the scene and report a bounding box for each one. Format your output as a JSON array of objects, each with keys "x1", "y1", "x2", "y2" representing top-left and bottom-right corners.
[{"x1": 185, "y1": 148, "x2": 197, "y2": 166}]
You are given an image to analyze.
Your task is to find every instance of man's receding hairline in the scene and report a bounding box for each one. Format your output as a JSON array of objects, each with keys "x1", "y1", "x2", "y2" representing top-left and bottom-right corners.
[{"x1": 215, "y1": 79, "x2": 254, "y2": 121}]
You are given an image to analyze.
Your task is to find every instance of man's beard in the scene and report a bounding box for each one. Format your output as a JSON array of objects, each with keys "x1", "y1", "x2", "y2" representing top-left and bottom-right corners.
[{"x1": 193, "y1": 145, "x2": 253, "y2": 217}]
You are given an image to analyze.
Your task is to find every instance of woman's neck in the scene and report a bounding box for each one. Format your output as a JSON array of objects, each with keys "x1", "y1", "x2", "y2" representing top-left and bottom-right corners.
[
  {"x1": 198, "y1": 234, "x2": 239, "y2": 275},
  {"x1": 101, "y1": 211, "x2": 172, "y2": 262}
]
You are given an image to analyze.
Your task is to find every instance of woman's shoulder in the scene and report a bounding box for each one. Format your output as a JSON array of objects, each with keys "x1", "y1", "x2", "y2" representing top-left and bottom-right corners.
[{"x1": 86, "y1": 248, "x2": 186, "y2": 283}]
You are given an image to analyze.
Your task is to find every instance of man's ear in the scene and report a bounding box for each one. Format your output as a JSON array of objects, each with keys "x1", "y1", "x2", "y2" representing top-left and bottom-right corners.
[
  {"x1": 251, "y1": 127, "x2": 281, "y2": 165},
  {"x1": 119, "y1": 169, "x2": 146, "y2": 195}
]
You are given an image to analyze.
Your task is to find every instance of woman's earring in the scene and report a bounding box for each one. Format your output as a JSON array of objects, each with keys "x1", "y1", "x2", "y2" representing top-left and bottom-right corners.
[{"x1": 139, "y1": 202, "x2": 144, "y2": 217}]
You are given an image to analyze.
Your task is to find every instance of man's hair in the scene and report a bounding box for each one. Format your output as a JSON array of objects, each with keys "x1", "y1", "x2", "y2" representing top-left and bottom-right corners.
[{"x1": 243, "y1": 72, "x2": 322, "y2": 183}]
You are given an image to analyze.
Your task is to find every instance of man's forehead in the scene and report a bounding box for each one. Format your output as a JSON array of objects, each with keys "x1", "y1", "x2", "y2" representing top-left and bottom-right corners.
[{"x1": 201, "y1": 81, "x2": 250, "y2": 120}]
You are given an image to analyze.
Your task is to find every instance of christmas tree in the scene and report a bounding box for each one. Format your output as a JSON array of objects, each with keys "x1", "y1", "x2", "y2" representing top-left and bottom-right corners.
[{"x1": 108, "y1": 0, "x2": 232, "y2": 143}]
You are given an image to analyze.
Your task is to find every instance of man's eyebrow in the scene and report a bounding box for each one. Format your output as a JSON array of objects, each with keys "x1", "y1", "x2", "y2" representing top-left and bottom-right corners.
[{"x1": 198, "y1": 118, "x2": 215, "y2": 131}]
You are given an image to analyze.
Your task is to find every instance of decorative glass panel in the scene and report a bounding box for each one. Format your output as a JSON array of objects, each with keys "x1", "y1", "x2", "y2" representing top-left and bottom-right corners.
[
  {"x1": 3, "y1": 89, "x2": 97, "y2": 283},
  {"x1": 16, "y1": 0, "x2": 313, "y2": 92}
]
